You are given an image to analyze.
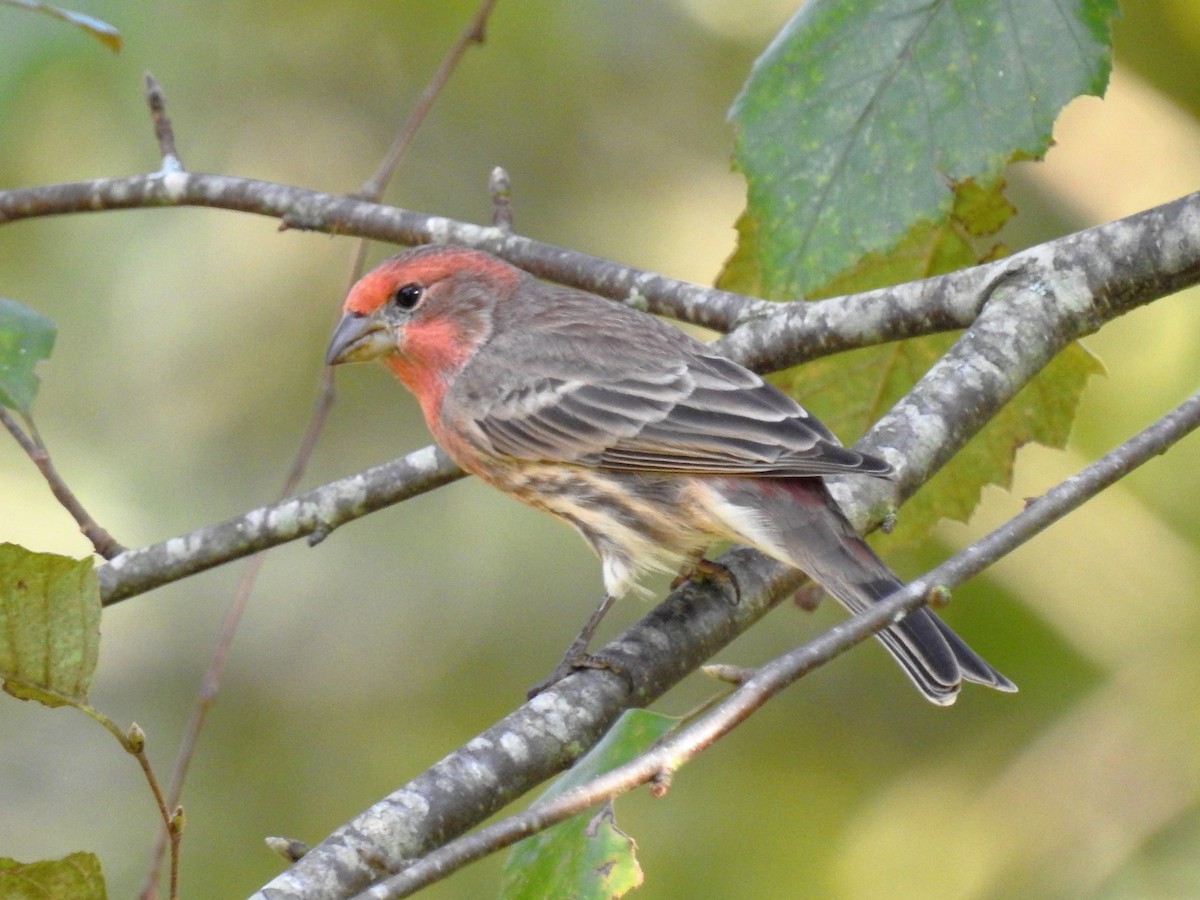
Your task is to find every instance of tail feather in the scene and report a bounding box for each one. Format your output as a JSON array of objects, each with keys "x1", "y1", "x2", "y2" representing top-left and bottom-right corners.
[
  {"x1": 930, "y1": 615, "x2": 1018, "y2": 692},
  {"x1": 709, "y1": 477, "x2": 1016, "y2": 705}
]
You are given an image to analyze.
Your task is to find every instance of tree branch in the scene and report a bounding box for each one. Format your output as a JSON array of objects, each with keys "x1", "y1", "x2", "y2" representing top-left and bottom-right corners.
[
  {"x1": 252, "y1": 546, "x2": 805, "y2": 900},
  {"x1": 350, "y1": 385, "x2": 1200, "y2": 900},
  {"x1": 718, "y1": 187, "x2": 1200, "y2": 372},
  {"x1": 244, "y1": 191, "x2": 1200, "y2": 895},
  {"x1": 358, "y1": 0, "x2": 499, "y2": 199},
  {"x1": 1, "y1": 173, "x2": 1196, "y2": 341},
  {"x1": 97, "y1": 445, "x2": 460, "y2": 605},
  {"x1": 5, "y1": 150, "x2": 1198, "y2": 900},
  {"x1": 93, "y1": 189, "x2": 1200, "y2": 604},
  {"x1": 142, "y1": 72, "x2": 183, "y2": 173},
  {"x1": 257, "y1": 385, "x2": 1200, "y2": 900}
]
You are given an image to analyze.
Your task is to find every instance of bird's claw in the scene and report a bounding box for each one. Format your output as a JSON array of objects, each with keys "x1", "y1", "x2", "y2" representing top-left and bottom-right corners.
[{"x1": 526, "y1": 650, "x2": 630, "y2": 699}]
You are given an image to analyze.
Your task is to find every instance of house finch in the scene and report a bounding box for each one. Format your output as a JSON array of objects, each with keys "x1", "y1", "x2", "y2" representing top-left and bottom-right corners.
[{"x1": 326, "y1": 245, "x2": 1015, "y2": 705}]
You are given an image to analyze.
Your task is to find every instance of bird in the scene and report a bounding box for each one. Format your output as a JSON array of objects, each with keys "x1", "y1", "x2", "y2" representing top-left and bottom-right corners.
[{"x1": 325, "y1": 244, "x2": 1016, "y2": 705}]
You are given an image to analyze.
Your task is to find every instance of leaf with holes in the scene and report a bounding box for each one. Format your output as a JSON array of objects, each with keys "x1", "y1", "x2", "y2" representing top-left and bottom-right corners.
[{"x1": 725, "y1": 0, "x2": 1118, "y2": 297}]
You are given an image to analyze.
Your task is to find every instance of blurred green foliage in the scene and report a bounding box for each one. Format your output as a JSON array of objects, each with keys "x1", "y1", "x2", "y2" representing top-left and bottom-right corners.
[{"x1": 1, "y1": 2, "x2": 1199, "y2": 898}]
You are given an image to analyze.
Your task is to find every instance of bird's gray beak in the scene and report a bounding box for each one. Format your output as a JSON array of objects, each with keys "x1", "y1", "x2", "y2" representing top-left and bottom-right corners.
[{"x1": 325, "y1": 312, "x2": 391, "y2": 366}]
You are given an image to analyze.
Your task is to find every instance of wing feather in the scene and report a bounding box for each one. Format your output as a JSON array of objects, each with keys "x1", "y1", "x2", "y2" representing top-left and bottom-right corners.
[{"x1": 448, "y1": 290, "x2": 891, "y2": 479}]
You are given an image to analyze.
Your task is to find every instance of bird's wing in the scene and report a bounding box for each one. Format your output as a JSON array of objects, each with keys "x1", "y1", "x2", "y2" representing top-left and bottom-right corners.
[{"x1": 454, "y1": 319, "x2": 891, "y2": 479}]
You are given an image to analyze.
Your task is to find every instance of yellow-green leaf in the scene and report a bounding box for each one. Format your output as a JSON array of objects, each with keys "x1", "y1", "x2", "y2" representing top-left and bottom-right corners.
[
  {"x1": 725, "y1": 0, "x2": 1117, "y2": 297},
  {"x1": 0, "y1": 544, "x2": 101, "y2": 707},
  {"x1": 763, "y1": 180, "x2": 1102, "y2": 545},
  {"x1": 0, "y1": 852, "x2": 107, "y2": 900}
]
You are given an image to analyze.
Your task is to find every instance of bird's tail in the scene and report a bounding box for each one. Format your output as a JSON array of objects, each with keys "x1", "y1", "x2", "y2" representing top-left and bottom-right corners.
[{"x1": 709, "y1": 477, "x2": 1016, "y2": 705}]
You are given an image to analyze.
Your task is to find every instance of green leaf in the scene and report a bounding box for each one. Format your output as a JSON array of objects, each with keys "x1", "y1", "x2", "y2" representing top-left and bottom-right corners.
[
  {"x1": 0, "y1": 544, "x2": 101, "y2": 708},
  {"x1": 501, "y1": 709, "x2": 678, "y2": 900},
  {"x1": 0, "y1": 298, "x2": 56, "y2": 413},
  {"x1": 0, "y1": 852, "x2": 107, "y2": 899},
  {"x1": 767, "y1": 178, "x2": 1010, "y2": 437},
  {"x1": 767, "y1": 181, "x2": 1104, "y2": 545},
  {"x1": 726, "y1": 0, "x2": 1118, "y2": 297},
  {"x1": 1, "y1": 0, "x2": 123, "y2": 51},
  {"x1": 721, "y1": 0, "x2": 1116, "y2": 540},
  {"x1": 876, "y1": 342, "x2": 1103, "y2": 547}
]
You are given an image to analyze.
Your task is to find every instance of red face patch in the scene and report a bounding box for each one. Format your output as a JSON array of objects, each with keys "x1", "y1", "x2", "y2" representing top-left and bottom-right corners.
[{"x1": 342, "y1": 246, "x2": 520, "y2": 315}]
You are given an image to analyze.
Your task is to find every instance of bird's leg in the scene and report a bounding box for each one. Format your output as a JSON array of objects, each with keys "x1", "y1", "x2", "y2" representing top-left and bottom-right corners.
[
  {"x1": 670, "y1": 552, "x2": 741, "y2": 603},
  {"x1": 527, "y1": 593, "x2": 622, "y2": 698}
]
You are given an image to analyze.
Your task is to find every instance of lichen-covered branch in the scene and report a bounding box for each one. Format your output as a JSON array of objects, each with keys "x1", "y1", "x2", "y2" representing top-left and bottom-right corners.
[
  {"x1": 98, "y1": 446, "x2": 462, "y2": 605},
  {"x1": 93, "y1": 190, "x2": 1200, "y2": 605},
  {"x1": 348, "y1": 386, "x2": 1200, "y2": 900},
  {"x1": 2, "y1": 174, "x2": 1195, "y2": 347},
  {"x1": 250, "y1": 195, "x2": 1200, "y2": 897},
  {"x1": 252, "y1": 547, "x2": 804, "y2": 900},
  {"x1": 7, "y1": 164, "x2": 1199, "y2": 899},
  {"x1": 719, "y1": 189, "x2": 1200, "y2": 373}
]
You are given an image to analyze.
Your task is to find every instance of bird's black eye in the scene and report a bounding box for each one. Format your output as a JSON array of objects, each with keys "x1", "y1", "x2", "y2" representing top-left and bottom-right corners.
[{"x1": 392, "y1": 282, "x2": 424, "y2": 311}]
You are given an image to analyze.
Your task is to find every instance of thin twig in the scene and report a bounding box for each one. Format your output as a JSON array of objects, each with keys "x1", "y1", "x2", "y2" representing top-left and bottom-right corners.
[
  {"x1": 72, "y1": 706, "x2": 182, "y2": 900},
  {"x1": 137, "y1": 6, "x2": 502, "y2": 895},
  {"x1": 356, "y1": 387, "x2": 1200, "y2": 899},
  {"x1": 357, "y1": 0, "x2": 499, "y2": 200},
  {"x1": 137, "y1": 550, "x2": 264, "y2": 899},
  {"x1": 0, "y1": 408, "x2": 125, "y2": 558},
  {"x1": 143, "y1": 72, "x2": 183, "y2": 172}
]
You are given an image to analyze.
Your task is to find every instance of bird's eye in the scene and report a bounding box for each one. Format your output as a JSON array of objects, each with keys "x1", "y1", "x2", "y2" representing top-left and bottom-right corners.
[{"x1": 392, "y1": 282, "x2": 424, "y2": 311}]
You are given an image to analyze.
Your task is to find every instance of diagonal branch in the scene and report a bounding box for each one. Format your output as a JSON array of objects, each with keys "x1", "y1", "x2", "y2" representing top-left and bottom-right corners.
[
  {"x1": 6, "y1": 158, "x2": 1198, "y2": 897},
  {"x1": 1, "y1": 408, "x2": 125, "y2": 559},
  {"x1": 258, "y1": 384, "x2": 1200, "y2": 900},
  {"x1": 350, "y1": 385, "x2": 1200, "y2": 900},
  {"x1": 97, "y1": 445, "x2": 461, "y2": 605},
  {"x1": 253, "y1": 546, "x2": 805, "y2": 900},
  {"x1": 94, "y1": 190, "x2": 1200, "y2": 605},
  {"x1": 357, "y1": 0, "x2": 499, "y2": 199},
  {"x1": 246, "y1": 225, "x2": 1200, "y2": 896}
]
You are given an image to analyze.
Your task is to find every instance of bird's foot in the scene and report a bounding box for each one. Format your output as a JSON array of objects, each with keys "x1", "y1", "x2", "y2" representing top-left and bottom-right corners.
[
  {"x1": 526, "y1": 647, "x2": 629, "y2": 698},
  {"x1": 526, "y1": 593, "x2": 629, "y2": 698}
]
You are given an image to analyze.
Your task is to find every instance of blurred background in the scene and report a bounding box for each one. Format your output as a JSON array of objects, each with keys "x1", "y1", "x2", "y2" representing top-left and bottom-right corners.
[{"x1": 1, "y1": 1, "x2": 1198, "y2": 897}]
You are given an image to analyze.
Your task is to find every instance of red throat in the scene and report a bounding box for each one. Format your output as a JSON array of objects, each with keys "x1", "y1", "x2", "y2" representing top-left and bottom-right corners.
[{"x1": 383, "y1": 313, "x2": 473, "y2": 423}]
